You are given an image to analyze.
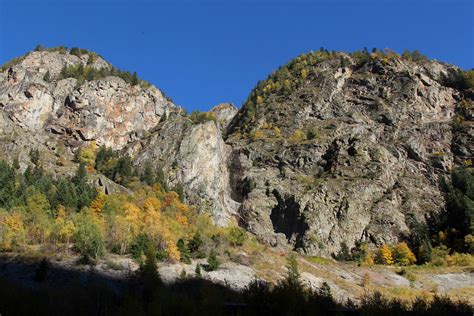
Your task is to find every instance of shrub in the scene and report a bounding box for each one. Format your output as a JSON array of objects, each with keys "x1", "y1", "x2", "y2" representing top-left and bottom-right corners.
[
  {"x1": 441, "y1": 69, "x2": 474, "y2": 91},
  {"x1": 430, "y1": 245, "x2": 450, "y2": 266},
  {"x1": 392, "y1": 242, "x2": 417, "y2": 266},
  {"x1": 189, "y1": 111, "x2": 216, "y2": 124},
  {"x1": 307, "y1": 127, "x2": 317, "y2": 140},
  {"x1": 188, "y1": 231, "x2": 204, "y2": 257},
  {"x1": 228, "y1": 227, "x2": 246, "y2": 247},
  {"x1": 290, "y1": 129, "x2": 307, "y2": 142},
  {"x1": 242, "y1": 177, "x2": 256, "y2": 197}
]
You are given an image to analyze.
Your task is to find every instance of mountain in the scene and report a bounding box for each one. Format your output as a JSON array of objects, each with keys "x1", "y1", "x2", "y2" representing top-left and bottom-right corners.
[{"x1": 0, "y1": 46, "x2": 472, "y2": 258}]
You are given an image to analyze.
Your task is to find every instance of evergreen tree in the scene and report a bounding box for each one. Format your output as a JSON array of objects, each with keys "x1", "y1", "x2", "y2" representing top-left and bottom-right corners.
[
  {"x1": 285, "y1": 253, "x2": 301, "y2": 288},
  {"x1": 207, "y1": 250, "x2": 220, "y2": 271},
  {"x1": 176, "y1": 238, "x2": 191, "y2": 264},
  {"x1": 195, "y1": 263, "x2": 201, "y2": 276}
]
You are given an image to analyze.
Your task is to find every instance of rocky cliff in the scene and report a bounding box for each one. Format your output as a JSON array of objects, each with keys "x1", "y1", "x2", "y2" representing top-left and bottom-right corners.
[{"x1": 0, "y1": 47, "x2": 471, "y2": 257}]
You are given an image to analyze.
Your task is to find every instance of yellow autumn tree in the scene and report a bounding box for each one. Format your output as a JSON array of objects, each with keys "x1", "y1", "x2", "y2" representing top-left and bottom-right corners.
[
  {"x1": 110, "y1": 215, "x2": 134, "y2": 254},
  {"x1": 90, "y1": 192, "x2": 105, "y2": 215},
  {"x1": 80, "y1": 141, "x2": 97, "y2": 167},
  {"x1": 376, "y1": 244, "x2": 394, "y2": 265},
  {"x1": 359, "y1": 243, "x2": 374, "y2": 266},
  {"x1": 161, "y1": 227, "x2": 180, "y2": 262},
  {"x1": 26, "y1": 192, "x2": 53, "y2": 244},
  {"x1": 142, "y1": 197, "x2": 162, "y2": 244},
  {"x1": 0, "y1": 210, "x2": 26, "y2": 250},
  {"x1": 54, "y1": 205, "x2": 76, "y2": 251},
  {"x1": 256, "y1": 95, "x2": 264, "y2": 105},
  {"x1": 123, "y1": 202, "x2": 141, "y2": 240},
  {"x1": 393, "y1": 242, "x2": 417, "y2": 266}
]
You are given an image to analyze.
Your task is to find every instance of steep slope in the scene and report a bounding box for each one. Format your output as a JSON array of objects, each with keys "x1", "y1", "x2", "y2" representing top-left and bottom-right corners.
[
  {"x1": 225, "y1": 50, "x2": 470, "y2": 256},
  {"x1": 0, "y1": 47, "x2": 471, "y2": 258},
  {"x1": 0, "y1": 48, "x2": 174, "y2": 155},
  {"x1": 0, "y1": 47, "x2": 239, "y2": 225}
]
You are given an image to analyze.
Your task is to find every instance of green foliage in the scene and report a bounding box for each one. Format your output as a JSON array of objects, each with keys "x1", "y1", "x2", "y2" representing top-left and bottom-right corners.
[
  {"x1": 172, "y1": 184, "x2": 185, "y2": 202},
  {"x1": 176, "y1": 238, "x2": 191, "y2": 264},
  {"x1": 195, "y1": 263, "x2": 201, "y2": 276},
  {"x1": 440, "y1": 167, "x2": 474, "y2": 252},
  {"x1": 242, "y1": 177, "x2": 256, "y2": 197},
  {"x1": 188, "y1": 231, "x2": 204, "y2": 258},
  {"x1": 334, "y1": 242, "x2": 352, "y2": 261},
  {"x1": 130, "y1": 234, "x2": 153, "y2": 261},
  {"x1": 285, "y1": 253, "x2": 301, "y2": 288},
  {"x1": 307, "y1": 127, "x2": 317, "y2": 140},
  {"x1": 228, "y1": 227, "x2": 246, "y2": 247},
  {"x1": 401, "y1": 49, "x2": 428, "y2": 62},
  {"x1": 29, "y1": 148, "x2": 40, "y2": 166},
  {"x1": 0, "y1": 161, "x2": 16, "y2": 209},
  {"x1": 57, "y1": 63, "x2": 142, "y2": 86},
  {"x1": 69, "y1": 47, "x2": 91, "y2": 57},
  {"x1": 189, "y1": 110, "x2": 217, "y2": 124},
  {"x1": 1, "y1": 54, "x2": 29, "y2": 71},
  {"x1": 0, "y1": 159, "x2": 97, "y2": 213},
  {"x1": 207, "y1": 249, "x2": 220, "y2": 271},
  {"x1": 441, "y1": 69, "x2": 474, "y2": 92},
  {"x1": 73, "y1": 210, "x2": 105, "y2": 259},
  {"x1": 95, "y1": 146, "x2": 135, "y2": 186}
]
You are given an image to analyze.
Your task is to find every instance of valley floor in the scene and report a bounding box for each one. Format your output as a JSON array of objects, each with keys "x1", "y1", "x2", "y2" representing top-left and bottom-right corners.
[{"x1": 1, "y1": 245, "x2": 472, "y2": 306}]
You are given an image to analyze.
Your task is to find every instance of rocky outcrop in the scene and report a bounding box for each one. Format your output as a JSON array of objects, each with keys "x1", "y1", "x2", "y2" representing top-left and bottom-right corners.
[
  {"x1": 0, "y1": 50, "x2": 174, "y2": 150},
  {"x1": 226, "y1": 55, "x2": 463, "y2": 256},
  {"x1": 129, "y1": 112, "x2": 240, "y2": 226}
]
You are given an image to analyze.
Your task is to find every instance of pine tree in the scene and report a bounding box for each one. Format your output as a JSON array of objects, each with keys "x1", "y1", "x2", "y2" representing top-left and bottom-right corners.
[
  {"x1": 195, "y1": 263, "x2": 201, "y2": 276},
  {"x1": 177, "y1": 238, "x2": 191, "y2": 264},
  {"x1": 207, "y1": 250, "x2": 220, "y2": 271},
  {"x1": 285, "y1": 253, "x2": 301, "y2": 287}
]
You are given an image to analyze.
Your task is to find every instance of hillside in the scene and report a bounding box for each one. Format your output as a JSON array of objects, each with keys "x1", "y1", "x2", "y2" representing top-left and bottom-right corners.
[{"x1": 0, "y1": 46, "x2": 473, "y2": 312}]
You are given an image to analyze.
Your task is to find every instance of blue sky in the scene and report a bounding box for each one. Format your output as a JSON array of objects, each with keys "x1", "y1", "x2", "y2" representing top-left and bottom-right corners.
[{"x1": 1, "y1": 0, "x2": 473, "y2": 111}]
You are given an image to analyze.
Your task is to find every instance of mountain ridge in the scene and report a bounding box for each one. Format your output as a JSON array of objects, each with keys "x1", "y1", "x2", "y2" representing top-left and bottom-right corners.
[{"x1": 0, "y1": 46, "x2": 472, "y2": 257}]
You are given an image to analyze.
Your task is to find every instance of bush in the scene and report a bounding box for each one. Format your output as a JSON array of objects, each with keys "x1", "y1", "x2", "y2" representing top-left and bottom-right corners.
[
  {"x1": 290, "y1": 129, "x2": 307, "y2": 142},
  {"x1": 189, "y1": 111, "x2": 216, "y2": 124},
  {"x1": 392, "y1": 242, "x2": 417, "y2": 266},
  {"x1": 441, "y1": 69, "x2": 474, "y2": 92},
  {"x1": 242, "y1": 177, "x2": 256, "y2": 197},
  {"x1": 430, "y1": 245, "x2": 450, "y2": 266},
  {"x1": 228, "y1": 227, "x2": 247, "y2": 247},
  {"x1": 188, "y1": 231, "x2": 204, "y2": 258},
  {"x1": 307, "y1": 128, "x2": 317, "y2": 140}
]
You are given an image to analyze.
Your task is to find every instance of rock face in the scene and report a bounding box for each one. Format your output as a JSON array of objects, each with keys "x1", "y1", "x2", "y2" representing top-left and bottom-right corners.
[
  {"x1": 129, "y1": 110, "x2": 240, "y2": 226},
  {"x1": 0, "y1": 50, "x2": 174, "y2": 150},
  {"x1": 0, "y1": 48, "x2": 471, "y2": 257},
  {"x1": 225, "y1": 54, "x2": 465, "y2": 256}
]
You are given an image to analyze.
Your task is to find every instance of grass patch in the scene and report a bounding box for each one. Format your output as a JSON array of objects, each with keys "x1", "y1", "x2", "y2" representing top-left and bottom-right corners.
[{"x1": 307, "y1": 256, "x2": 333, "y2": 265}]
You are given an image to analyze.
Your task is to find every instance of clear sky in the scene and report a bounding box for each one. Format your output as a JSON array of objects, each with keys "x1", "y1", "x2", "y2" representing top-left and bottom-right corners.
[{"x1": 1, "y1": 0, "x2": 473, "y2": 111}]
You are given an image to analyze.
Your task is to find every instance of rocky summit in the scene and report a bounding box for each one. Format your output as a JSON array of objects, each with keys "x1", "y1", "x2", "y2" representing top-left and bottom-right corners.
[{"x1": 0, "y1": 47, "x2": 472, "y2": 257}]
